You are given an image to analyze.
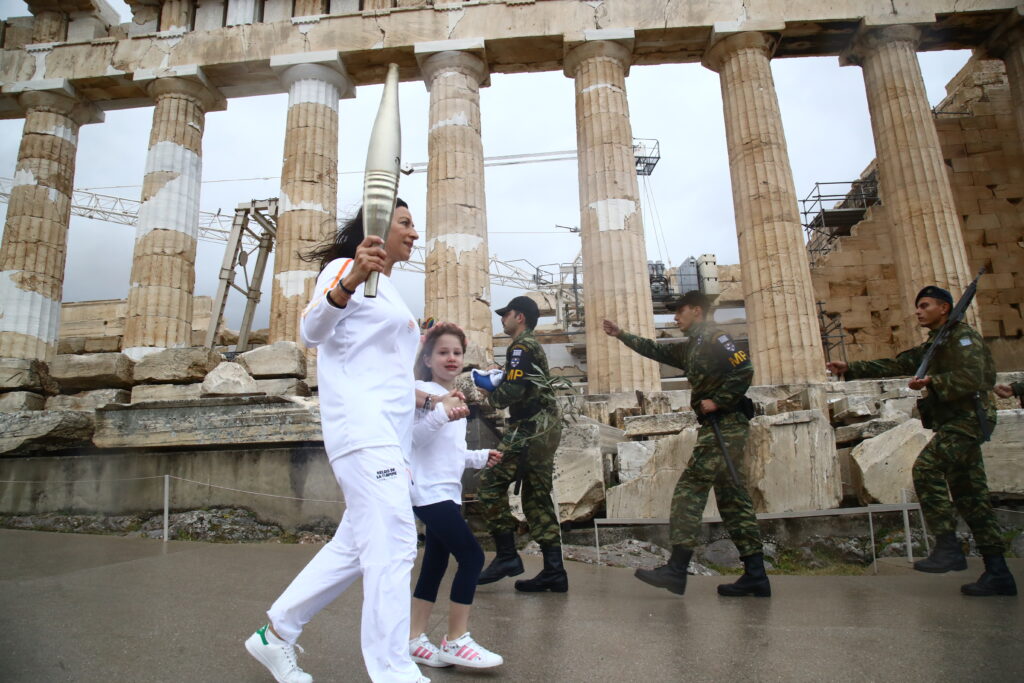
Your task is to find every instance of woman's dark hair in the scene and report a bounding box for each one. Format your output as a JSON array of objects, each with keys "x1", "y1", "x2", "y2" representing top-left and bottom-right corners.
[
  {"x1": 415, "y1": 322, "x2": 467, "y2": 382},
  {"x1": 302, "y1": 198, "x2": 409, "y2": 273}
]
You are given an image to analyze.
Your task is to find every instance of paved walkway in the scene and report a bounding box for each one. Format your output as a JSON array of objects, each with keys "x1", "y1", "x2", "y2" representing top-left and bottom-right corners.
[{"x1": 1, "y1": 529, "x2": 1021, "y2": 683}]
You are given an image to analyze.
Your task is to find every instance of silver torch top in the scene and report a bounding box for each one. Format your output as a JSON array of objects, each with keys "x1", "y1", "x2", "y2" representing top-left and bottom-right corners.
[{"x1": 362, "y1": 62, "x2": 402, "y2": 299}]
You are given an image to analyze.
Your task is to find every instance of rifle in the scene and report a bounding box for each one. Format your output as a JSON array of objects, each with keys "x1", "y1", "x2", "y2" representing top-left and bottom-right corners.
[
  {"x1": 913, "y1": 267, "x2": 993, "y2": 441},
  {"x1": 706, "y1": 412, "x2": 743, "y2": 488}
]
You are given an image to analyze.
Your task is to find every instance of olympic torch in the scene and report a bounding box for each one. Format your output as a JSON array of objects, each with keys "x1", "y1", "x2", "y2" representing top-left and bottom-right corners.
[{"x1": 362, "y1": 63, "x2": 402, "y2": 298}]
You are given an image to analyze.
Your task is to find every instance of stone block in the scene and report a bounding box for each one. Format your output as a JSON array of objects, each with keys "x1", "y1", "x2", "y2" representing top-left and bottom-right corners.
[
  {"x1": 623, "y1": 411, "x2": 696, "y2": 438},
  {"x1": 95, "y1": 396, "x2": 323, "y2": 448},
  {"x1": 747, "y1": 410, "x2": 842, "y2": 513},
  {"x1": 851, "y1": 419, "x2": 932, "y2": 504},
  {"x1": 84, "y1": 337, "x2": 122, "y2": 353},
  {"x1": 0, "y1": 359, "x2": 58, "y2": 395},
  {"x1": 829, "y1": 395, "x2": 878, "y2": 424},
  {"x1": 131, "y1": 384, "x2": 203, "y2": 404},
  {"x1": 49, "y1": 353, "x2": 134, "y2": 392},
  {"x1": 133, "y1": 348, "x2": 223, "y2": 384},
  {"x1": 616, "y1": 440, "x2": 655, "y2": 483},
  {"x1": 236, "y1": 341, "x2": 306, "y2": 379},
  {"x1": 606, "y1": 427, "x2": 720, "y2": 519},
  {"x1": 0, "y1": 411, "x2": 95, "y2": 454},
  {"x1": 552, "y1": 423, "x2": 606, "y2": 523},
  {"x1": 834, "y1": 418, "x2": 903, "y2": 445},
  {"x1": 0, "y1": 391, "x2": 45, "y2": 412},
  {"x1": 255, "y1": 378, "x2": 311, "y2": 397},
  {"x1": 983, "y1": 409, "x2": 1024, "y2": 496},
  {"x1": 201, "y1": 362, "x2": 259, "y2": 396},
  {"x1": 46, "y1": 389, "x2": 131, "y2": 411}
]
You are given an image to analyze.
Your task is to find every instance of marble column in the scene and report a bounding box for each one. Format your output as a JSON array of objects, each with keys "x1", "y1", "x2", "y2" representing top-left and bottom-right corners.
[
  {"x1": 123, "y1": 75, "x2": 225, "y2": 357},
  {"x1": 984, "y1": 15, "x2": 1024, "y2": 152},
  {"x1": 160, "y1": 0, "x2": 193, "y2": 31},
  {"x1": 419, "y1": 47, "x2": 493, "y2": 355},
  {"x1": 269, "y1": 56, "x2": 352, "y2": 345},
  {"x1": 703, "y1": 32, "x2": 825, "y2": 386},
  {"x1": 844, "y1": 25, "x2": 977, "y2": 344},
  {"x1": 0, "y1": 86, "x2": 101, "y2": 361},
  {"x1": 564, "y1": 35, "x2": 661, "y2": 395}
]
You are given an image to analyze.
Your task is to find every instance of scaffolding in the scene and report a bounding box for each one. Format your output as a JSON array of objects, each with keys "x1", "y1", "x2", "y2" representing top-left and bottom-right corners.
[
  {"x1": 632, "y1": 138, "x2": 661, "y2": 176},
  {"x1": 801, "y1": 172, "x2": 880, "y2": 266},
  {"x1": 817, "y1": 301, "x2": 848, "y2": 365}
]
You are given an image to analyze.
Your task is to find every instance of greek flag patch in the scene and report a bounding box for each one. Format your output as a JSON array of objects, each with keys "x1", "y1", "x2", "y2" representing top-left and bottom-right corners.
[{"x1": 960, "y1": 338, "x2": 972, "y2": 346}]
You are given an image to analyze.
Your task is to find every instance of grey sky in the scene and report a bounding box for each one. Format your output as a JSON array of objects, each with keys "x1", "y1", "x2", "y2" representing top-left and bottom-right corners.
[{"x1": 0, "y1": 1, "x2": 971, "y2": 334}]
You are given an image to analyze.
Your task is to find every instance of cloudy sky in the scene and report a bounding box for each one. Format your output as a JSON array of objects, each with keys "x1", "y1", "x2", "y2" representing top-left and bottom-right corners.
[{"x1": 0, "y1": 1, "x2": 971, "y2": 334}]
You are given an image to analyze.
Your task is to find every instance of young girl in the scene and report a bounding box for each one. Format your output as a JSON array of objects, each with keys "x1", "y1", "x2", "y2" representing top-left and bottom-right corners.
[{"x1": 408, "y1": 322, "x2": 504, "y2": 670}]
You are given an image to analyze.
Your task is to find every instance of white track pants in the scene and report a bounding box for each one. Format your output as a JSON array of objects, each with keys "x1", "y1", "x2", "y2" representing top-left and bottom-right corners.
[{"x1": 267, "y1": 446, "x2": 420, "y2": 683}]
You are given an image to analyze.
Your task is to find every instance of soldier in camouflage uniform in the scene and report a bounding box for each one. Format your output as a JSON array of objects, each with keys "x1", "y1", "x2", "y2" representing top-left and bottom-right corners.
[
  {"x1": 476, "y1": 296, "x2": 567, "y2": 593},
  {"x1": 604, "y1": 290, "x2": 769, "y2": 598},
  {"x1": 828, "y1": 285, "x2": 1016, "y2": 597}
]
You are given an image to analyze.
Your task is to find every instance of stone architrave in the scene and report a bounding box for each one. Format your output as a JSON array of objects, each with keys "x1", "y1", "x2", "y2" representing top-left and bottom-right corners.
[
  {"x1": 564, "y1": 31, "x2": 661, "y2": 395},
  {"x1": 703, "y1": 31, "x2": 826, "y2": 386},
  {"x1": 49, "y1": 353, "x2": 134, "y2": 391},
  {"x1": 45, "y1": 388, "x2": 131, "y2": 411},
  {"x1": 268, "y1": 53, "x2": 353, "y2": 346},
  {"x1": 843, "y1": 24, "x2": 977, "y2": 345},
  {"x1": 132, "y1": 347, "x2": 222, "y2": 384},
  {"x1": 0, "y1": 410, "x2": 95, "y2": 454},
  {"x1": 0, "y1": 85, "x2": 101, "y2": 362},
  {"x1": 746, "y1": 410, "x2": 841, "y2": 513},
  {"x1": 123, "y1": 72, "x2": 225, "y2": 358},
  {"x1": 417, "y1": 42, "x2": 493, "y2": 354}
]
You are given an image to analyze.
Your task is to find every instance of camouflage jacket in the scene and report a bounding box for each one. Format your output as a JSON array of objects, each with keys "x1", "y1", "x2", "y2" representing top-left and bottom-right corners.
[
  {"x1": 846, "y1": 321, "x2": 996, "y2": 431},
  {"x1": 489, "y1": 329, "x2": 560, "y2": 427},
  {"x1": 618, "y1": 321, "x2": 753, "y2": 415}
]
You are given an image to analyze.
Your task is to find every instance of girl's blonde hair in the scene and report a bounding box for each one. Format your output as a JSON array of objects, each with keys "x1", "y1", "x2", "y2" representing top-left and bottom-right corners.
[{"x1": 415, "y1": 321, "x2": 467, "y2": 381}]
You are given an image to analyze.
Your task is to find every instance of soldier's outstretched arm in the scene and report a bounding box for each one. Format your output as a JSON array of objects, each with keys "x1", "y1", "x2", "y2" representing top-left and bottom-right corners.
[
  {"x1": 617, "y1": 331, "x2": 686, "y2": 370},
  {"x1": 846, "y1": 346, "x2": 921, "y2": 380}
]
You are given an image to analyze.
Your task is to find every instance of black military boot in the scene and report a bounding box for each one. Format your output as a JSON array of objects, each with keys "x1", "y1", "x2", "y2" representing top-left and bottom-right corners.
[
  {"x1": 717, "y1": 552, "x2": 772, "y2": 597},
  {"x1": 477, "y1": 532, "x2": 524, "y2": 585},
  {"x1": 961, "y1": 555, "x2": 1018, "y2": 596},
  {"x1": 913, "y1": 532, "x2": 967, "y2": 573},
  {"x1": 514, "y1": 545, "x2": 569, "y2": 593},
  {"x1": 634, "y1": 545, "x2": 692, "y2": 595}
]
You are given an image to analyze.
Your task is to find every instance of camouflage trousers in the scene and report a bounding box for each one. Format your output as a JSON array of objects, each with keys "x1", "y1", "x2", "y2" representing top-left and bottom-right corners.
[
  {"x1": 670, "y1": 412, "x2": 762, "y2": 557},
  {"x1": 914, "y1": 422, "x2": 1005, "y2": 554},
  {"x1": 478, "y1": 419, "x2": 562, "y2": 547}
]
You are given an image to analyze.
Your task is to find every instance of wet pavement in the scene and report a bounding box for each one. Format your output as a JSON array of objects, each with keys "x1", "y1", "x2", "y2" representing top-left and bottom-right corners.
[{"x1": 1, "y1": 528, "x2": 1021, "y2": 682}]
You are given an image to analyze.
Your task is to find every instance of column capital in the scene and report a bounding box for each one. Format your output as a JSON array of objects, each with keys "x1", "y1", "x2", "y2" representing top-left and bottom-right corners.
[
  {"x1": 702, "y1": 31, "x2": 777, "y2": 73},
  {"x1": 135, "y1": 66, "x2": 227, "y2": 112},
  {"x1": 271, "y1": 51, "x2": 354, "y2": 99},
  {"x1": 415, "y1": 38, "x2": 489, "y2": 89},
  {"x1": 3, "y1": 79, "x2": 103, "y2": 124},
  {"x1": 563, "y1": 29, "x2": 635, "y2": 78},
  {"x1": 840, "y1": 24, "x2": 922, "y2": 67},
  {"x1": 976, "y1": 6, "x2": 1024, "y2": 60}
]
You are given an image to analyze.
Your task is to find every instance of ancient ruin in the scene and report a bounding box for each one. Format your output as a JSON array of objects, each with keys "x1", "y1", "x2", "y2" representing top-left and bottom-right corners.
[{"x1": 1, "y1": 1, "x2": 1022, "y2": 531}]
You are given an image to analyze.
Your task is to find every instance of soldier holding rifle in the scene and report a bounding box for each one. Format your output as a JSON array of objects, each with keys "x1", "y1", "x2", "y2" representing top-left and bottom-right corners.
[
  {"x1": 604, "y1": 290, "x2": 769, "y2": 598},
  {"x1": 827, "y1": 282, "x2": 1016, "y2": 597}
]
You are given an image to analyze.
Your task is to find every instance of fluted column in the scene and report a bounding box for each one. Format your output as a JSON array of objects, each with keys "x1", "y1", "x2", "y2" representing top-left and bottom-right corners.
[
  {"x1": 0, "y1": 87, "x2": 101, "y2": 361},
  {"x1": 160, "y1": 0, "x2": 193, "y2": 31},
  {"x1": 123, "y1": 75, "x2": 224, "y2": 357},
  {"x1": 703, "y1": 32, "x2": 825, "y2": 385},
  {"x1": 564, "y1": 36, "x2": 660, "y2": 395},
  {"x1": 269, "y1": 58, "x2": 351, "y2": 345},
  {"x1": 419, "y1": 48, "x2": 492, "y2": 354},
  {"x1": 844, "y1": 25, "x2": 977, "y2": 345}
]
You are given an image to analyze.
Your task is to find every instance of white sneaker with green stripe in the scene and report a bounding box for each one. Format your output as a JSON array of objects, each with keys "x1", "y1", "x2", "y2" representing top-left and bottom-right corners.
[{"x1": 245, "y1": 624, "x2": 313, "y2": 683}]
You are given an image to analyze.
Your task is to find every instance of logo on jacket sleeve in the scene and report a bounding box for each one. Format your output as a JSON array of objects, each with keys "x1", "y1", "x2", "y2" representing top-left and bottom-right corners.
[{"x1": 376, "y1": 467, "x2": 398, "y2": 481}]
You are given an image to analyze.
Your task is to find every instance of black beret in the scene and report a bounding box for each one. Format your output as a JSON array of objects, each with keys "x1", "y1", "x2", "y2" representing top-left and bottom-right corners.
[
  {"x1": 667, "y1": 290, "x2": 712, "y2": 312},
  {"x1": 915, "y1": 285, "x2": 953, "y2": 307}
]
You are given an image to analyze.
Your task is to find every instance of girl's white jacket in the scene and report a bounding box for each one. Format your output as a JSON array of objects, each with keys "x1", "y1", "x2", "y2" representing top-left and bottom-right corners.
[
  {"x1": 410, "y1": 379, "x2": 489, "y2": 507},
  {"x1": 300, "y1": 258, "x2": 420, "y2": 462}
]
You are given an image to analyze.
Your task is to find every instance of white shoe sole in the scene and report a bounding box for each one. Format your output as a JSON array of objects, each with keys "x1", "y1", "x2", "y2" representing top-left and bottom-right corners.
[
  {"x1": 245, "y1": 633, "x2": 310, "y2": 683},
  {"x1": 410, "y1": 654, "x2": 453, "y2": 668},
  {"x1": 439, "y1": 653, "x2": 504, "y2": 669}
]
